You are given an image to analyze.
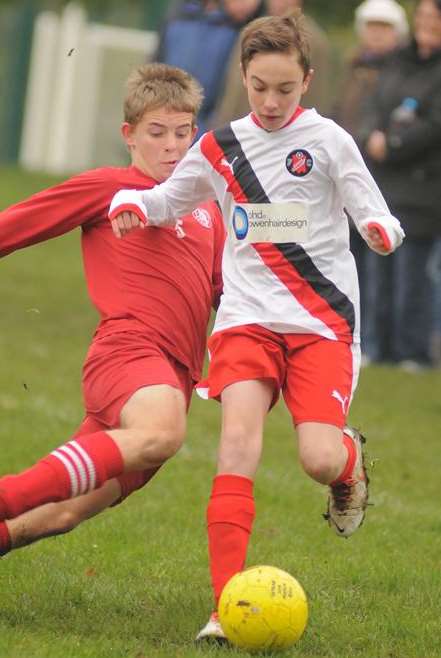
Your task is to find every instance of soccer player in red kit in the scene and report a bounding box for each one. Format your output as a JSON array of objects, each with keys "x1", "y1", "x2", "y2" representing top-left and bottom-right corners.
[
  {"x1": 0, "y1": 63, "x2": 225, "y2": 556},
  {"x1": 109, "y1": 15, "x2": 405, "y2": 641}
]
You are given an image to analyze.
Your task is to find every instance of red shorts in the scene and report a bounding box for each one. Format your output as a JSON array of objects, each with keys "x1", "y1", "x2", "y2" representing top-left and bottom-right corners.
[
  {"x1": 201, "y1": 324, "x2": 360, "y2": 428},
  {"x1": 80, "y1": 331, "x2": 194, "y2": 429}
]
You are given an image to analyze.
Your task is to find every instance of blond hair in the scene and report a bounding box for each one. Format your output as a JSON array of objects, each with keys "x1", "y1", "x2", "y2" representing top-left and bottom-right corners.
[
  {"x1": 123, "y1": 63, "x2": 204, "y2": 125},
  {"x1": 240, "y1": 14, "x2": 311, "y2": 77}
]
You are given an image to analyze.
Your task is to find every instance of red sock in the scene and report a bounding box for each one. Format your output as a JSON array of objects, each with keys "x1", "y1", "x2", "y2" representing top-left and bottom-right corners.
[
  {"x1": 0, "y1": 431, "x2": 123, "y2": 520},
  {"x1": 113, "y1": 466, "x2": 161, "y2": 506},
  {"x1": 331, "y1": 432, "x2": 357, "y2": 485},
  {"x1": 207, "y1": 474, "x2": 255, "y2": 606},
  {"x1": 0, "y1": 521, "x2": 11, "y2": 556}
]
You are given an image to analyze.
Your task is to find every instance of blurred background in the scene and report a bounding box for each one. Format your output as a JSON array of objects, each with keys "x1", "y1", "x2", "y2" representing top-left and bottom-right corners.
[{"x1": 0, "y1": 0, "x2": 411, "y2": 174}]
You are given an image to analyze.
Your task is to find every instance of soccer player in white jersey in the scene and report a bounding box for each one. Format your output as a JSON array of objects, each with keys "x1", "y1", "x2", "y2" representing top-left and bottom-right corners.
[{"x1": 109, "y1": 14, "x2": 405, "y2": 641}]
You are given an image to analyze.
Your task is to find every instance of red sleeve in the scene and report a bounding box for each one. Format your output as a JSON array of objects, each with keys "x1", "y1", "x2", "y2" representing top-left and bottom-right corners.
[
  {"x1": 210, "y1": 202, "x2": 226, "y2": 310},
  {"x1": 0, "y1": 168, "x2": 117, "y2": 257}
]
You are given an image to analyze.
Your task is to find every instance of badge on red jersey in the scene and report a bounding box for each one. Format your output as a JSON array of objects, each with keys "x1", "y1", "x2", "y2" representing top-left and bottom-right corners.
[
  {"x1": 192, "y1": 207, "x2": 212, "y2": 229},
  {"x1": 286, "y1": 149, "x2": 313, "y2": 177}
]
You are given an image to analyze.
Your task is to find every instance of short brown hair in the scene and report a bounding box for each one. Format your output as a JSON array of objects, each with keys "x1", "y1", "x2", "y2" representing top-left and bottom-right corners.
[
  {"x1": 124, "y1": 63, "x2": 204, "y2": 125},
  {"x1": 240, "y1": 14, "x2": 311, "y2": 77}
]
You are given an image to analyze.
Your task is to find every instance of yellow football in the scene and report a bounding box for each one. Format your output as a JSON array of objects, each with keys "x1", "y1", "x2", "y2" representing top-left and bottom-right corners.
[{"x1": 218, "y1": 565, "x2": 308, "y2": 652}]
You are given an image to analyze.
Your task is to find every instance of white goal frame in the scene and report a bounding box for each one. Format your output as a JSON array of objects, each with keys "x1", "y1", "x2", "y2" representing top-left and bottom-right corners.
[{"x1": 20, "y1": 2, "x2": 158, "y2": 174}]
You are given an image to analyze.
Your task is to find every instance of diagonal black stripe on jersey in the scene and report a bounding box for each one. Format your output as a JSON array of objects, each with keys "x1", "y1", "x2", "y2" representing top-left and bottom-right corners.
[
  {"x1": 213, "y1": 125, "x2": 269, "y2": 203},
  {"x1": 275, "y1": 242, "x2": 356, "y2": 334}
]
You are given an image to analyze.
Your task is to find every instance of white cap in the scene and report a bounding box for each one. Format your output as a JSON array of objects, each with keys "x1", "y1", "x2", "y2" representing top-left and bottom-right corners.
[{"x1": 355, "y1": 0, "x2": 409, "y2": 39}]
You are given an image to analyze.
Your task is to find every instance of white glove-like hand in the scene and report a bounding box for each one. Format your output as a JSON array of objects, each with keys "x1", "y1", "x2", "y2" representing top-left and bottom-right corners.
[
  {"x1": 359, "y1": 216, "x2": 405, "y2": 255},
  {"x1": 108, "y1": 190, "x2": 148, "y2": 238}
]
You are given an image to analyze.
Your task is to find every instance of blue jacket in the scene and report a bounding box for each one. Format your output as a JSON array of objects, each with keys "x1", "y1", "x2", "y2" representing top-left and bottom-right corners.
[{"x1": 156, "y1": 2, "x2": 238, "y2": 134}]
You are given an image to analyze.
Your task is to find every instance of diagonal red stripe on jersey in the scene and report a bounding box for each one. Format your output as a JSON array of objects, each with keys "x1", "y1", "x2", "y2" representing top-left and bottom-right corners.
[
  {"x1": 200, "y1": 132, "x2": 247, "y2": 202},
  {"x1": 201, "y1": 127, "x2": 355, "y2": 339},
  {"x1": 254, "y1": 242, "x2": 353, "y2": 340}
]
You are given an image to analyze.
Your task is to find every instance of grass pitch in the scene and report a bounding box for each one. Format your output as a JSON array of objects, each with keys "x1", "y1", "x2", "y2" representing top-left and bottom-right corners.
[{"x1": 0, "y1": 167, "x2": 440, "y2": 658}]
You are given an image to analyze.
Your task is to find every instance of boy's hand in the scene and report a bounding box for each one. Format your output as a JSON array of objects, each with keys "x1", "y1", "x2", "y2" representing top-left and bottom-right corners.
[
  {"x1": 108, "y1": 190, "x2": 148, "y2": 238},
  {"x1": 365, "y1": 224, "x2": 390, "y2": 255},
  {"x1": 110, "y1": 211, "x2": 146, "y2": 239},
  {"x1": 359, "y1": 218, "x2": 405, "y2": 256}
]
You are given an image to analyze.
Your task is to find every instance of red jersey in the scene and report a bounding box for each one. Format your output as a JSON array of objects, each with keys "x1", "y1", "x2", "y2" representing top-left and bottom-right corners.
[{"x1": 0, "y1": 165, "x2": 225, "y2": 380}]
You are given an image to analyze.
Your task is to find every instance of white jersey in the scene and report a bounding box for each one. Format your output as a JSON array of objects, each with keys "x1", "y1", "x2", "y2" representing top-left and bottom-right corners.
[{"x1": 137, "y1": 109, "x2": 400, "y2": 344}]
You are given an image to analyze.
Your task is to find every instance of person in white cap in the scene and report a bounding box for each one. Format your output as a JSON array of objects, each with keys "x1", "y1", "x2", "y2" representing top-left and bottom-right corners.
[
  {"x1": 355, "y1": 0, "x2": 409, "y2": 55},
  {"x1": 336, "y1": 0, "x2": 409, "y2": 142}
]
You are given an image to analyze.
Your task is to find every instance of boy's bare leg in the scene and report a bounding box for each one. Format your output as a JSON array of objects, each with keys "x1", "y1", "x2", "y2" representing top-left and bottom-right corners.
[
  {"x1": 0, "y1": 384, "x2": 187, "y2": 522},
  {"x1": 6, "y1": 479, "x2": 121, "y2": 550}
]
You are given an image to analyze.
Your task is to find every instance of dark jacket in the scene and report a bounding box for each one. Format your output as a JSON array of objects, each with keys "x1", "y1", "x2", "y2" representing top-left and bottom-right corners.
[
  {"x1": 334, "y1": 49, "x2": 393, "y2": 138},
  {"x1": 359, "y1": 41, "x2": 441, "y2": 238}
]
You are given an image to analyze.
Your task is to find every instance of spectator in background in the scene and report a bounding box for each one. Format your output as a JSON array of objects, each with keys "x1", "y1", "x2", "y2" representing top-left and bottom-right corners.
[
  {"x1": 222, "y1": 0, "x2": 266, "y2": 26},
  {"x1": 334, "y1": 0, "x2": 409, "y2": 364},
  {"x1": 359, "y1": 0, "x2": 441, "y2": 370},
  {"x1": 155, "y1": 1, "x2": 238, "y2": 135},
  {"x1": 336, "y1": 0, "x2": 409, "y2": 135},
  {"x1": 212, "y1": 0, "x2": 333, "y2": 126}
]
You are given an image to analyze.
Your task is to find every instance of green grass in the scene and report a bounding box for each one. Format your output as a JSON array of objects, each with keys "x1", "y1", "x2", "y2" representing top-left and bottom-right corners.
[{"x1": 1, "y1": 166, "x2": 441, "y2": 658}]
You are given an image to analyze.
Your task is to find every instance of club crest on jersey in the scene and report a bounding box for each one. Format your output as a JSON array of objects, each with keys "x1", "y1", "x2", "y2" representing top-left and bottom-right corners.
[
  {"x1": 192, "y1": 207, "x2": 212, "y2": 229},
  {"x1": 286, "y1": 149, "x2": 313, "y2": 177}
]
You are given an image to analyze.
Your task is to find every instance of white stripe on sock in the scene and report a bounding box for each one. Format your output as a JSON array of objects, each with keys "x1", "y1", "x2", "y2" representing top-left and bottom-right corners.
[
  {"x1": 51, "y1": 449, "x2": 79, "y2": 497},
  {"x1": 58, "y1": 445, "x2": 88, "y2": 495},
  {"x1": 69, "y1": 440, "x2": 97, "y2": 491}
]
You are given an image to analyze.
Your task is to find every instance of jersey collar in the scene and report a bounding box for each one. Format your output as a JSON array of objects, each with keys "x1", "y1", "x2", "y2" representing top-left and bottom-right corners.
[
  {"x1": 130, "y1": 164, "x2": 160, "y2": 185},
  {"x1": 250, "y1": 106, "x2": 305, "y2": 131}
]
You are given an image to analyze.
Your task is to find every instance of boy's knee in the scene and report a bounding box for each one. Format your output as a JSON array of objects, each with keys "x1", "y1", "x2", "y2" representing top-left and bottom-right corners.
[
  {"x1": 299, "y1": 447, "x2": 338, "y2": 484},
  {"x1": 137, "y1": 425, "x2": 186, "y2": 467}
]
